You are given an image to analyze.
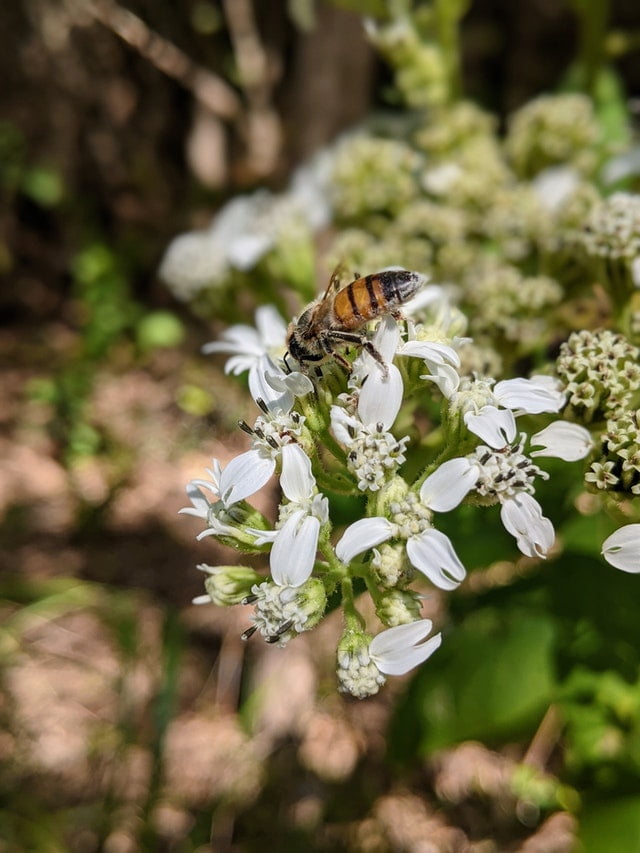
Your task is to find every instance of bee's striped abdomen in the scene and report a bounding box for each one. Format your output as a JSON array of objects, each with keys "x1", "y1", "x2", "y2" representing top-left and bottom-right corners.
[{"x1": 332, "y1": 269, "x2": 424, "y2": 330}]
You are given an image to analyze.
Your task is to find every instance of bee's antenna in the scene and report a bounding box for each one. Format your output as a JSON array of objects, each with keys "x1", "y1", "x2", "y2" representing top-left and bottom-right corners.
[{"x1": 283, "y1": 351, "x2": 292, "y2": 374}]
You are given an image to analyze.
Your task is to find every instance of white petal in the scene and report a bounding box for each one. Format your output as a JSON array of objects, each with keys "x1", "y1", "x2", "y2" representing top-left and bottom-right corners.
[
  {"x1": 197, "y1": 519, "x2": 240, "y2": 539},
  {"x1": 374, "y1": 314, "x2": 401, "y2": 363},
  {"x1": 358, "y1": 363, "x2": 403, "y2": 429},
  {"x1": 180, "y1": 482, "x2": 211, "y2": 517},
  {"x1": 500, "y1": 494, "x2": 555, "y2": 558},
  {"x1": 228, "y1": 232, "x2": 273, "y2": 269},
  {"x1": 255, "y1": 305, "x2": 288, "y2": 349},
  {"x1": 419, "y1": 458, "x2": 478, "y2": 512},
  {"x1": 375, "y1": 635, "x2": 443, "y2": 675},
  {"x1": 202, "y1": 325, "x2": 262, "y2": 357},
  {"x1": 494, "y1": 377, "x2": 566, "y2": 414},
  {"x1": 601, "y1": 524, "x2": 640, "y2": 573},
  {"x1": 464, "y1": 406, "x2": 516, "y2": 448},
  {"x1": 266, "y1": 370, "x2": 314, "y2": 397},
  {"x1": 530, "y1": 422, "x2": 593, "y2": 461},
  {"x1": 330, "y1": 406, "x2": 360, "y2": 446},
  {"x1": 404, "y1": 284, "x2": 448, "y2": 317},
  {"x1": 271, "y1": 512, "x2": 320, "y2": 586},
  {"x1": 243, "y1": 527, "x2": 278, "y2": 546},
  {"x1": 249, "y1": 356, "x2": 293, "y2": 412},
  {"x1": 218, "y1": 449, "x2": 275, "y2": 505},
  {"x1": 398, "y1": 339, "x2": 460, "y2": 367},
  {"x1": 224, "y1": 354, "x2": 260, "y2": 375},
  {"x1": 406, "y1": 529, "x2": 467, "y2": 590},
  {"x1": 370, "y1": 620, "x2": 442, "y2": 676},
  {"x1": 335, "y1": 517, "x2": 394, "y2": 563},
  {"x1": 532, "y1": 165, "x2": 580, "y2": 211},
  {"x1": 280, "y1": 444, "x2": 315, "y2": 502},
  {"x1": 369, "y1": 618, "x2": 434, "y2": 656},
  {"x1": 421, "y1": 363, "x2": 460, "y2": 398}
]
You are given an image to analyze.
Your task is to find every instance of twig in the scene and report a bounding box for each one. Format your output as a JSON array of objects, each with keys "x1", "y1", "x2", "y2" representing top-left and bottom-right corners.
[
  {"x1": 76, "y1": 0, "x2": 242, "y2": 120},
  {"x1": 221, "y1": 0, "x2": 282, "y2": 176},
  {"x1": 522, "y1": 704, "x2": 563, "y2": 770}
]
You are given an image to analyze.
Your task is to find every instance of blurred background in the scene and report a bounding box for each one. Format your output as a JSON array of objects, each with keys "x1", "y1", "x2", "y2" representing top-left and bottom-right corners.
[{"x1": 3, "y1": 1, "x2": 640, "y2": 850}]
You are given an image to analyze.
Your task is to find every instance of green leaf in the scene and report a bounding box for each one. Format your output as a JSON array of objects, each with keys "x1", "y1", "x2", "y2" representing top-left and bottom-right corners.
[
  {"x1": 390, "y1": 607, "x2": 558, "y2": 758},
  {"x1": 592, "y1": 67, "x2": 630, "y2": 149},
  {"x1": 136, "y1": 311, "x2": 185, "y2": 351},
  {"x1": 579, "y1": 796, "x2": 640, "y2": 852},
  {"x1": 21, "y1": 166, "x2": 65, "y2": 207}
]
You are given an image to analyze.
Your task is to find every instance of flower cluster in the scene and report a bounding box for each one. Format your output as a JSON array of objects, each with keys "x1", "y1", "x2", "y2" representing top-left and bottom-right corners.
[
  {"x1": 183, "y1": 290, "x2": 593, "y2": 698},
  {"x1": 571, "y1": 192, "x2": 640, "y2": 311},
  {"x1": 504, "y1": 93, "x2": 600, "y2": 178},
  {"x1": 165, "y1": 27, "x2": 640, "y2": 697},
  {"x1": 556, "y1": 329, "x2": 640, "y2": 421}
]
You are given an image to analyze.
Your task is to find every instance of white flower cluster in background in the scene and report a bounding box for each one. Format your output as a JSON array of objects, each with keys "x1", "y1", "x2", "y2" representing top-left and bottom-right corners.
[
  {"x1": 182, "y1": 287, "x2": 596, "y2": 698},
  {"x1": 159, "y1": 149, "x2": 335, "y2": 301}
]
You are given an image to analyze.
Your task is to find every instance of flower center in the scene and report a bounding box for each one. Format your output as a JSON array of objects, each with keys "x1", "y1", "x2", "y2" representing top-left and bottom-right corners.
[
  {"x1": 245, "y1": 581, "x2": 311, "y2": 647},
  {"x1": 471, "y1": 437, "x2": 547, "y2": 501},
  {"x1": 245, "y1": 410, "x2": 305, "y2": 459},
  {"x1": 345, "y1": 422, "x2": 410, "y2": 492},
  {"x1": 388, "y1": 492, "x2": 432, "y2": 538},
  {"x1": 336, "y1": 646, "x2": 386, "y2": 699},
  {"x1": 449, "y1": 375, "x2": 496, "y2": 417}
]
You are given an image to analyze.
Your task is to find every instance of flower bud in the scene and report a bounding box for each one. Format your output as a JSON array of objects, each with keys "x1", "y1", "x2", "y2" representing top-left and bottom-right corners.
[
  {"x1": 376, "y1": 588, "x2": 422, "y2": 627},
  {"x1": 199, "y1": 564, "x2": 263, "y2": 606},
  {"x1": 336, "y1": 628, "x2": 385, "y2": 699},
  {"x1": 371, "y1": 542, "x2": 410, "y2": 588}
]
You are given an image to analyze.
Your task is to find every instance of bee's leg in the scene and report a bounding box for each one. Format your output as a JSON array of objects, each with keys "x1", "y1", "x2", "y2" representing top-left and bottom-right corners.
[
  {"x1": 319, "y1": 334, "x2": 351, "y2": 371},
  {"x1": 328, "y1": 332, "x2": 389, "y2": 379}
]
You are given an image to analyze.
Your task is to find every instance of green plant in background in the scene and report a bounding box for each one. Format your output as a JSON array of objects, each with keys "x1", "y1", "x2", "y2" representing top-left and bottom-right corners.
[{"x1": 28, "y1": 242, "x2": 186, "y2": 464}]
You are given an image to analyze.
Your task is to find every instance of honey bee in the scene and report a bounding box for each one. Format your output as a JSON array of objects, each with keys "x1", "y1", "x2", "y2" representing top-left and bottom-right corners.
[{"x1": 285, "y1": 267, "x2": 426, "y2": 375}]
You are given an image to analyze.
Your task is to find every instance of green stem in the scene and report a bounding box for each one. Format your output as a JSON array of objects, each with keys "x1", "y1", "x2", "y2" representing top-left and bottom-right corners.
[
  {"x1": 341, "y1": 576, "x2": 365, "y2": 631},
  {"x1": 571, "y1": 0, "x2": 609, "y2": 96},
  {"x1": 434, "y1": 0, "x2": 469, "y2": 103}
]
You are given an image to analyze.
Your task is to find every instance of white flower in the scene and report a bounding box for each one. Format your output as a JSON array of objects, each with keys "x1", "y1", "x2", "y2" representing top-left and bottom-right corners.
[
  {"x1": 202, "y1": 305, "x2": 289, "y2": 407},
  {"x1": 601, "y1": 524, "x2": 640, "y2": 573},
  {"x1": 243, "y1": 575, "x2": 327, "y2": 647},
  {"x1": 248, "y1": 444, "x2": 328, "y2": 587},
  {"x1": 422, "y1": 162, "x2": 463, "y2": 196},
  {"x1": 159, "y1": 195, "x2": 272, "y2": 299},
  {"x1": 158, "y1": 230, "x2": 229, "y2": 301},
  {"x1": 440, "y1": 421, "x2": 590, "y2": 558},
  {"x1": 336, "y1": 619, "x2": 442, "y2": 697},
  {"x1": 397, "y1": 331, "x2": 461, "y2": 397},
  {"x1": 331, "y1": 316, "x2": 413, "y2": 491},
  {"x1": 180, "y1": 458, "x2": 265, "y2": 541},
  {"x1": 530, "y1": 421, "x2": 593, "y2": 461},
  {"x1": 369, "y1": 619, "x2": 442, "y2": 675},
  {"x1": 447, "y1": 375, "x2": 566, "y2": 448},
  {"x1": 500, "y1": 492, "x2": 555, "y2": 559},
  {"x1": 532, "y1": 165, "x2": 580, "y2": 212},
  {"x1": 335, "y1": 465, "x2": 470, "y2": 590},
  {"x1": 331, "y1": 406, "x2": 410, "y2": 492}
]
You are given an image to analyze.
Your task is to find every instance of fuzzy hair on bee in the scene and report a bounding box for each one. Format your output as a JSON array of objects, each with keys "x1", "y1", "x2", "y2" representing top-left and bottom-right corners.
[{"x1": 284, "y1": 267, "x2": 427, "y2": 375}]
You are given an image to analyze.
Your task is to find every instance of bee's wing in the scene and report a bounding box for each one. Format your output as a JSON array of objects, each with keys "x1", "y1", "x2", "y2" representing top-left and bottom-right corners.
[{"x1": 322, "y1": 263, "x2": 354, "y2": 301}]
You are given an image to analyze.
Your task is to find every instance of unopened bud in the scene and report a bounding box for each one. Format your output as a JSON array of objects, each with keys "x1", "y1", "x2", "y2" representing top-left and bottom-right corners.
[
  {"x1": 376, "y1": 588, "x2": 422, "y2": 627},
  {"x1": 199, "y1": 564, "x2": 262, "y2": 606}
]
